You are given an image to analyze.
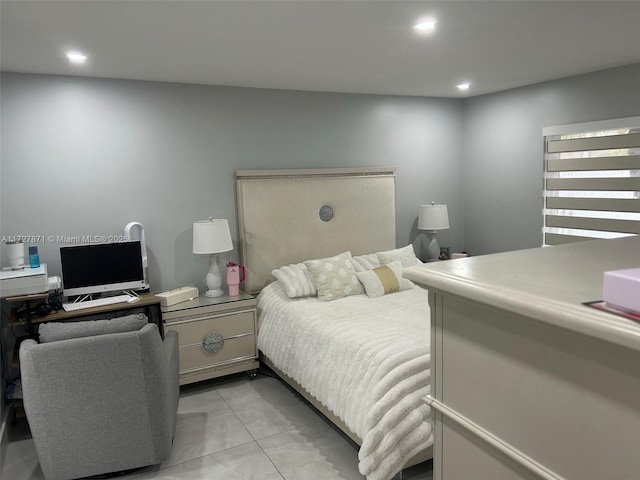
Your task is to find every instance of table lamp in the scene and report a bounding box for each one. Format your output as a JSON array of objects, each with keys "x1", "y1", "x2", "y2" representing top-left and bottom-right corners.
[
  {"x1": 193, "y1": 218, "x2": 233, "y2": 297},
  {"x1": 418, "y1": 202, "x2": 449, "y2": 262}
]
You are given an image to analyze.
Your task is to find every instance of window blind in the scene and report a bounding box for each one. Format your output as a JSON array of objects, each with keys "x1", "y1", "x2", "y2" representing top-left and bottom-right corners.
[{"x1": 543, "y1": 117, "x2": 640, "y2": 246}]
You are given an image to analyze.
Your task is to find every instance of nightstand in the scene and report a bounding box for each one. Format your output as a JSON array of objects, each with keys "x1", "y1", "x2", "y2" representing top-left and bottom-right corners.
[{"x1": 161, "y1": 291, "x2": 258, "y2": 385}]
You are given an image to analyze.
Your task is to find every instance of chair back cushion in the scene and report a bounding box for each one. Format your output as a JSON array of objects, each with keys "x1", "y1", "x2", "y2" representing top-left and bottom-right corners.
[{"x1": 39, "y1": 313, "x2": 148, "y2": 343}]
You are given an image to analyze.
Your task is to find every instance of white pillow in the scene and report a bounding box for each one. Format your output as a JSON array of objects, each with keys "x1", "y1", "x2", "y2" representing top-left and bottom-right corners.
[
  {"x1": 271, "y1": 263, "x2": 317, "y2": 299},
  {"x1": 351, "y1": 253, "x2": 382, "y2": 272},
  {"x1": 356, "y1": 261, "x2": 414, "y2": 298},
  {"x1": 304, "y1": 251, "x2": 364, "y2": 302},
  {"x1": 376, "y1": 244, "x2": 420, "y2": 268}
]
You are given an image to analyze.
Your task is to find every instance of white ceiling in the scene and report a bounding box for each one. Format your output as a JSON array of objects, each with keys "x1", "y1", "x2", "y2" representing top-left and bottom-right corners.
[{"x1": 1, "y1": 0, "x2": 639, "y2": 98}]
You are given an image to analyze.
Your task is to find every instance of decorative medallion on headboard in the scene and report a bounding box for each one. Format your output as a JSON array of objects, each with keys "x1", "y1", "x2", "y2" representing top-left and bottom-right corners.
[
  {"x1": 236, "y1": 167, "x2": 397, "y2": 294},
  {"x1": 319, "y1": 205, "x2": 334, "y2": 222}
]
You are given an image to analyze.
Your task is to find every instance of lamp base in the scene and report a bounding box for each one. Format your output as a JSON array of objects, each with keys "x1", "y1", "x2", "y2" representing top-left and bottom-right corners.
[
  {"x1": 204, "y1": 254, "x2": 225, "y2": 298},
  {"x1": 425, "y1": 232, "x2": 441, "y2": 262},
  {"x1": 204, "y1": 289, "x2": 224, "y2": 298}
]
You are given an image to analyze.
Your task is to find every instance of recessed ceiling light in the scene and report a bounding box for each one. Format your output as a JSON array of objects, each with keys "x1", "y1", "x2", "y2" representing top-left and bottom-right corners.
[
  {"x1": 67, "y1": 52, "x2": 87, "y2": 64},
  {"x1": 413, "y1": 18, "x2": 437, "y2": 33},
  {"x1": 457, "y1": 83, "x2": 471, "y2": 91}
]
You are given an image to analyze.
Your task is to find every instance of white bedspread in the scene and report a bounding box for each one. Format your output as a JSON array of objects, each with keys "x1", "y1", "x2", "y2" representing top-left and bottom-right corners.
[{"x1": 257, "y1": 282, "x2": 432, "y2": 480}]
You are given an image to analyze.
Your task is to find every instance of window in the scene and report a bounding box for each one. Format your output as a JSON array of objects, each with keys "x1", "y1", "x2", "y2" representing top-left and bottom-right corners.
[{"x1": 542, "y1": 117, "x2": 640, "y2": 246}]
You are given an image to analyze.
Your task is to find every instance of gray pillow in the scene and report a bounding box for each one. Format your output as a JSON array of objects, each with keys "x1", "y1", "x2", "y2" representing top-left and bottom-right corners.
[{"x1": 39, "y1": 313, "x2": 148, "y2": 343}]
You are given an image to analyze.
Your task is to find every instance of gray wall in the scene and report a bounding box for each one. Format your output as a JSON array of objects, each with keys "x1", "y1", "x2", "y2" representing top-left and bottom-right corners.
[
  {"x1": 462, "y1": 63, "x2": 640, "y2": 255},
  {"x1": 0, "y1": 73, "x2": 464, "y2": 292},
  {"x1": 2, "y1": 65, "x2": 638, "y2": 291},
  {"x1": 1, "y1": 65, "x2": 638, "y2": 435}
]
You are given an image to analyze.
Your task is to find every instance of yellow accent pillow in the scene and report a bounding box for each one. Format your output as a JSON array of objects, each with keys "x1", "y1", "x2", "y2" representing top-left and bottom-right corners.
[{"x1": 356, "y1": 261, "x2": 414, "y2": 298}]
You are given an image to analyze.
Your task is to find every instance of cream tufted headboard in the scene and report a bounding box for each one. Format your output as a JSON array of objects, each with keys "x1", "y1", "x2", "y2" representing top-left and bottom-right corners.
[{"x1": 236, "y1": 167, "x2": 397, "y2": 294}]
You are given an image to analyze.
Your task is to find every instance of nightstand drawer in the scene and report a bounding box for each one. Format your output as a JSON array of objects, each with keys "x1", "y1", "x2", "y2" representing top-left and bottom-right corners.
[
  {"x1": 177, "y1": 334, "x2": 256, "y2": 371},
  {"x1": 166, "y1": 311, "x2": 254, "y2": 346}
]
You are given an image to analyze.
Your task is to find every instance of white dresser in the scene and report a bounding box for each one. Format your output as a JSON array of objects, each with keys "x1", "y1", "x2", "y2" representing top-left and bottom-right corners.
[{"x1": 404, "y1": 236, "x2": 640, "y2": 480}]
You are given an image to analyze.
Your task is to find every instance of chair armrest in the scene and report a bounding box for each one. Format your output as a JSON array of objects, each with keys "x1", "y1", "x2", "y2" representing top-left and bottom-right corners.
[
  {"x1": 162, "y1": 329, "x2": 179, "y2": 437},
  {"x1": 163, "y1": 330, "x2": 179, "y2": 376}
]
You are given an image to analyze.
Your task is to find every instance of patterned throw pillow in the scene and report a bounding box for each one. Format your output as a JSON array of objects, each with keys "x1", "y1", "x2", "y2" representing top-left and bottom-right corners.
[
  {"x1": 356, "y1": 261, "x2": 415, "y2": 298},
  {"x1": 376, "y1": 244, "x2": 421, "y2": 268},
  {"x1": 351, "y1": 253, "x2": 383, "y2": 272},
  {"x1": 271, "y1": 263, "x2": 317, "y2": 298},
  {"x1": 304, "y1": 251, "x2": 364, "y2": 302}
]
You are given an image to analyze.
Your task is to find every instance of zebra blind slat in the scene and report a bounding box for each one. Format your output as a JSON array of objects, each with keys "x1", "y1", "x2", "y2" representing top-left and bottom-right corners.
[
  {"x1": 544, "y1": 233, "x2": 599, "y2": 245},
  {"x1": 546, "y1": 215, "x2": 640, "y2": 234},
  {"x1": 546, "y1": 177, "x2": 640, "y2": 191},
  {"x1": 547, "y1": 155, "x2": 640, "y2": 172},
  {"x1": 545, "y1": 197, "x2": 640, "y2": 213},
  {"x1": 543, "y1": 117, "x2": 639, "y2": 246},
  {"x1": 547, "y1": 133, "x2": 640, "y2": 153}
]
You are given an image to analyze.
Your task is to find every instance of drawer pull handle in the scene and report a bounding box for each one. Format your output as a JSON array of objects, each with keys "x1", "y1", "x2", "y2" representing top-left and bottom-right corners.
[{"x1": 203, "y1": 332, "x2": 224, "y2": 353}]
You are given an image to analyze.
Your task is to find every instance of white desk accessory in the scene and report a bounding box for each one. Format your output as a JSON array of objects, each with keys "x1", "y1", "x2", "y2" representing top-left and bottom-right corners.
[
  {"x1": 62, "y1": 294, "x2": 132, "y2": 312},
  {"x1": 124, "y1": 221, "x2": 149, "y2": 288},
  {"x1": 0, "y1": 264, "x2": 49, "y2": 298},
  {"x1": 155, "y1": 286, "x2": 199, "y2": 307}
]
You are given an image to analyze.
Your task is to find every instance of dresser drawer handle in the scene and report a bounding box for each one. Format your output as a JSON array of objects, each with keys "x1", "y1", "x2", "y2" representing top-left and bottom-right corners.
[{"x1": 203, "y1": 332, "x2": 225, "y2": 353}]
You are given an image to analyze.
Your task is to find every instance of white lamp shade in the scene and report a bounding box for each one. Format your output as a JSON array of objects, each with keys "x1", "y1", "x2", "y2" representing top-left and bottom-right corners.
[
  {"x1": 418, "y1": 204, "x2": 450, "y2": 231},
  {"x1": 193, "y1": 218, "x2": 233, "y2": 254}
]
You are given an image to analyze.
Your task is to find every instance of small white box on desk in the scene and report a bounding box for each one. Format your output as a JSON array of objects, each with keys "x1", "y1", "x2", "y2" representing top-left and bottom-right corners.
[
  {"x1": 0, "y1": 264, "x2": 48, "y2": 298},
  {"x1": 603, "y1": 268, "x2": 640, "y2": 315},
  {"x1": 155, "y1": 286, "x2": 199, "y2": 307}
]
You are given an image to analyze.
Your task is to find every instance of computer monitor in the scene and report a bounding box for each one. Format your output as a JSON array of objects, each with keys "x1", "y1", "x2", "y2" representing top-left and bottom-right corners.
[{"x1": 60, "y1": 241, "x2": 147, "y2": 297}]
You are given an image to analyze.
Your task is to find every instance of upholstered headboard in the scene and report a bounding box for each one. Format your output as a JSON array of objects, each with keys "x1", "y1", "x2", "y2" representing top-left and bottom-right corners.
[{"x1": 236, "y1": 168, "x2": 396, "y2": 294}]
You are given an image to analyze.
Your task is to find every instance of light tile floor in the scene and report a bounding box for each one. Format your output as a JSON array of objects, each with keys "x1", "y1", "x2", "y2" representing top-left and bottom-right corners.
[{"x1": 3, "y1": 370, "x2": 433, "y2": 480}]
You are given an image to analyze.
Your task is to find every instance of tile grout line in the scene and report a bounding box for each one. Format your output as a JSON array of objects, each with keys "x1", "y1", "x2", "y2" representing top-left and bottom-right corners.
[
  {"x1": 215, "y1": 374, "x2": 324, "y2": 442},
  {"x1": 152, "y1": 387, "x2": 257, "y2": 475},
  {"x1": 214, "y1": 378, "x2": 288, "y2": 479},
  {"x1": 254, "y1": 438, "x2": 287, "y2": 480}
]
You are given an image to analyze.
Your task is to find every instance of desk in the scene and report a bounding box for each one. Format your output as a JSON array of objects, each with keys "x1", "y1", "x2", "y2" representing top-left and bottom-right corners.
[
  {"x1": 9, "y1": 292, "x2": 163, "y2": 337},
  {"x1": 46, "y1": 293, "x2": 162, "y2": 335},
  {"x1": 8, "y1": 292, "x2": 163, "y2": 372}
]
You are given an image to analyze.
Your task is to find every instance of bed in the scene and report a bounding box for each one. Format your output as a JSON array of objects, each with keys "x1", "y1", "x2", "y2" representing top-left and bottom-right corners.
[{"x1": 235, "y1": 168, "x2": 433, "y2": 480}]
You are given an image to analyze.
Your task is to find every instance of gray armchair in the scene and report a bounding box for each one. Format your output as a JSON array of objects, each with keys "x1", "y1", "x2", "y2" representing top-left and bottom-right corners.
[{"x1": 19, "y1": 314, "x2": 179, "y2": 480}]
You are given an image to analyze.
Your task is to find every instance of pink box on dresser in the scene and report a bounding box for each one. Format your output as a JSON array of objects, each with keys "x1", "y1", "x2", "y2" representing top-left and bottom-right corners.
[{"x1": 603, "y1": 268, "x2": 640, "y2": 315}]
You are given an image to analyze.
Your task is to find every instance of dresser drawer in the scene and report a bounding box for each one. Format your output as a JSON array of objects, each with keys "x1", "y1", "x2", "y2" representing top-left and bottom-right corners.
[
  {"x1": 166, "y1": 311, "x2": 254, "y2": 346},
  {"x1": 177, "y1": 334, "x2": 256, "y2": 371}
]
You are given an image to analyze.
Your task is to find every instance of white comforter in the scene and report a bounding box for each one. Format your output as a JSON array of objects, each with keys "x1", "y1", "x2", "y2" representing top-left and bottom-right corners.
[{"x1": 257, "y1": 282, "x2": 432, "y2": 480}]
